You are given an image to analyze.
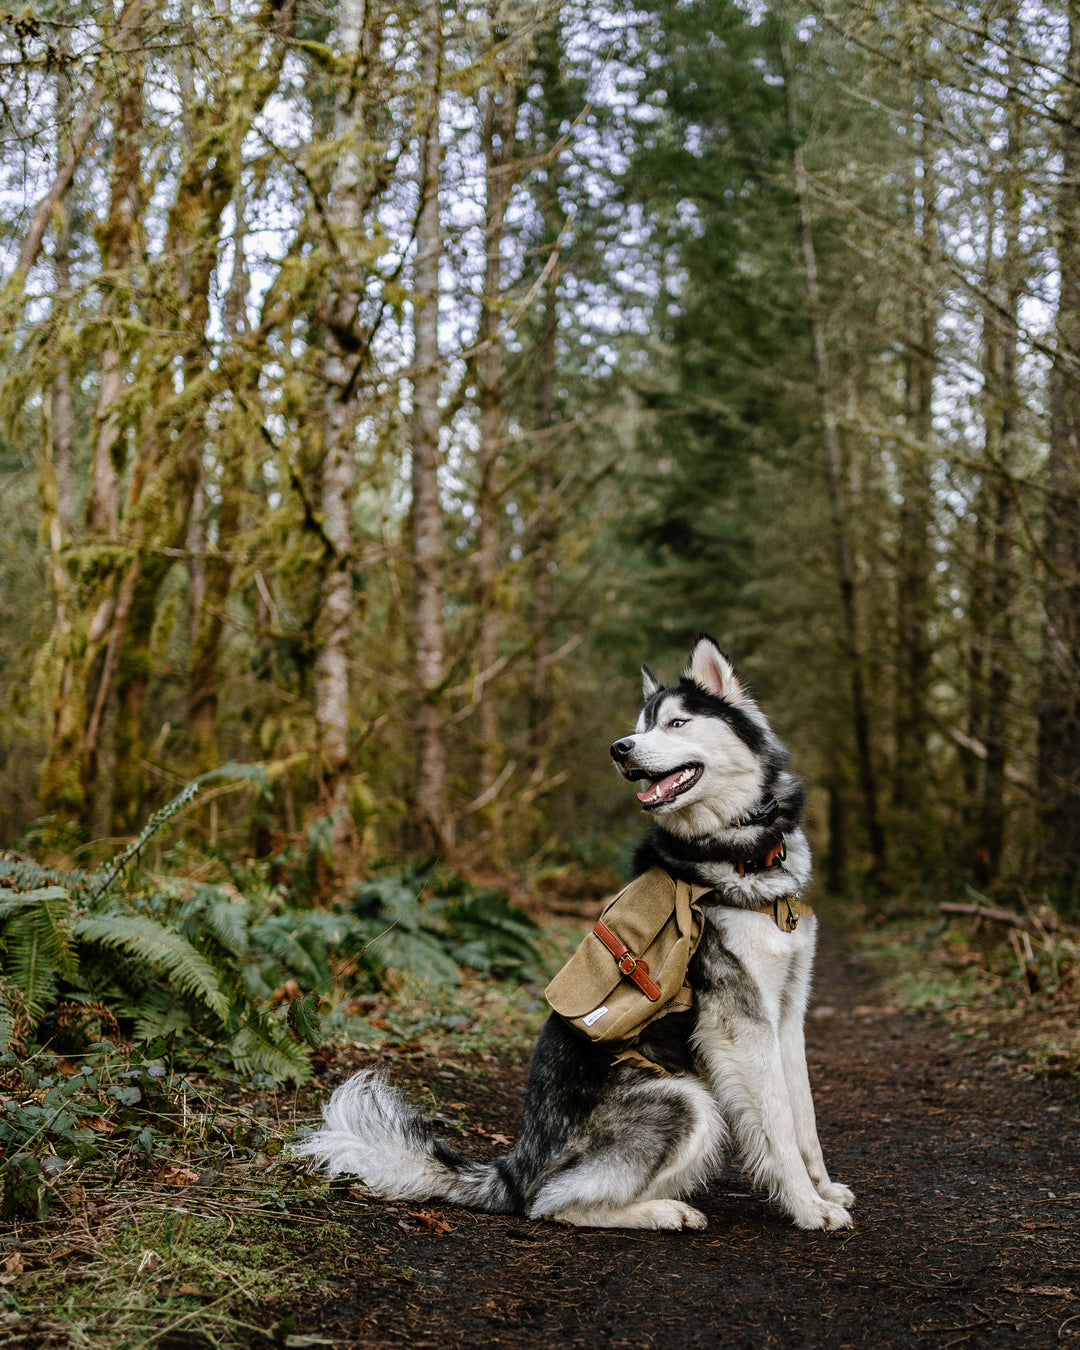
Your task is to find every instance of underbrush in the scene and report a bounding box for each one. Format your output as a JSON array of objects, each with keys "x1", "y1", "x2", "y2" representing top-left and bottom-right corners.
[
  {"x1": 0, "y1": 975, "x2": 548, "y2": 1349},
  {"x1": 1, "y1": 766, "x2": 554, "y2": 1084},
  {"x1": 0, "y1": 764, "x2": 563, "y2": 1345},
  {"x1": 857, "y1": 888, "x2": 1080, "y2": 1076}
]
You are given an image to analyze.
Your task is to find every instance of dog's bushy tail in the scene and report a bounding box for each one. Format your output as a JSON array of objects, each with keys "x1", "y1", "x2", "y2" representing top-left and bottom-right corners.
[{"x1": 293, "y1": 1070, "x2": 516, "y2": 1212}]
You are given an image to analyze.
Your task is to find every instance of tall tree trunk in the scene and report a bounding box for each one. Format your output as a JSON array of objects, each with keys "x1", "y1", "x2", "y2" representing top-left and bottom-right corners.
[
  {"x1": 528, "y1": 222, "x2": 561, "y2": 773},
  {"x1": 474, "y1": 14, "x2": 521, "y2": 834},
  {"x1": 189, "y1": 200, "x2": 251, "y2": 770},
  {"x1": 783, "y1": 42, "x2": 887, "y2": 883},
  {"x1": 8, "y1": 0, "x2": 139, "y2": 293},
  {"x1": 894, "y1": 83, "x2": 937, "y2": 819},
  {"x1": 1037, "y1": 0, "x2": 1080, "y2": 904},
  {"x1": 39, "y1": 0, "x2": 145, "y2": 829},
  {"x1": 411, "y1": 0, "x2": 452, "y2": 855},
  {"x1": 312, "y1": 0, "x2": 373, "y2": 871},
  {"x1": 108, "y1": 0, "x2": 297, "y2": 836},
  {"x1": 964, "y1": 487, "x2": 992, "y2": 819},
  {"x1": 41, "y1": 53, "x2": 77, "y2": 644},
  {"x1": 974, "y1": 59, "x2": 1022, "y2": 886}
]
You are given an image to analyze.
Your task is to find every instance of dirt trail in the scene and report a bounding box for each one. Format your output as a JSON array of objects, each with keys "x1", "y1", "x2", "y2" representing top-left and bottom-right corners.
[{"x1": 282, "y1": 906, "x2": 1080, "y2": 1349}]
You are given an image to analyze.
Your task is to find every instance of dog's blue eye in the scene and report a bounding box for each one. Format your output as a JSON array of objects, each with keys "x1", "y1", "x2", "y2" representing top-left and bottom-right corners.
[{"x1": 670, "y1": 719, "x2": 687, "y2": 728}]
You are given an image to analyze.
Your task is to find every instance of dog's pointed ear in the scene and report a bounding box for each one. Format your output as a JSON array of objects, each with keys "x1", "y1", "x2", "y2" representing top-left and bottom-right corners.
[
  {"x1": 685, "y1": 635, "x2": 751, "y2": 706},
  {"x1": 641, "y1": 663, "x2": 662, "y2": 699}
]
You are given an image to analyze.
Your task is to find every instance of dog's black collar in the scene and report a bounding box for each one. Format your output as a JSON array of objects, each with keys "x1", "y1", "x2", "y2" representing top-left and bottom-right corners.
[
  {"x1": 650, "y1": 827, "x2": 788, "y2": 875},
  {"x1": 737, "y1": 794, "x2": 781, "y2": 829}
]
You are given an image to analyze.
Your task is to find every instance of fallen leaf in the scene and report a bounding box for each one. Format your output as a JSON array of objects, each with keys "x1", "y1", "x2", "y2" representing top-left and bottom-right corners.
[
  {"x1": 269, "y1": 979, "x2": 303, "y2": 1008},
  {"x1": 405, "y1": 1209, "x2": 452, "y2": 1234},
  {"x1": 1, "y1": 1254, "x2": 23, "y2": 1276},
  {"x1": 162, "y1": 1165, "x2": 201, "y2": 1187},
  {"x1": 173, "y1": 1283, "x2": 203, "y2": 1296},
  {"x1": 136, "y1": 1250, "x2": 162, "y2": 1275},
  {"x1": 472, "y1": 1125, "x2": 514, "y2": 1143}
]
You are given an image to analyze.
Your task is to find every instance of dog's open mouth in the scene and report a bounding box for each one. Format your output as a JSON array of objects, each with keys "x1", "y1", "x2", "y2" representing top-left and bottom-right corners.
[{"x1": 636, "y1": 764, "x2": 703, "y2": 809}]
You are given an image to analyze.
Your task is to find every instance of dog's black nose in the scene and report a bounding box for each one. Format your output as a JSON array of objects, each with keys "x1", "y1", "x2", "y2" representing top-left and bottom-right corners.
[{"x1": 610, "y1": 738, "x2": 634, "y2": 761}]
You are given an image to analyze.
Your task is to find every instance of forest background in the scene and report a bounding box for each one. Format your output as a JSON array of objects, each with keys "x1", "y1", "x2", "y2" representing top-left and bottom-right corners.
[{"x1": 2, "y1": 0, "x2": 1080, "y2": 1078}]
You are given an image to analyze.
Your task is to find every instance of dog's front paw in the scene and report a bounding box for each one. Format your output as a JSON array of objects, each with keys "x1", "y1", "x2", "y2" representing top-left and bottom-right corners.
[
  {"x1": 792, "y1": 1197, "x2": 853, "y2": 1231},
  {"x1": 647, "y1": 1199, "x2": 709, "y2": 1230},
  {"x1": 816, "y1": 1180, "x2": 855, "y2": 1207},
  {"x1": 670, "y1": 1201, "x2": 709, "y2": 1230}
]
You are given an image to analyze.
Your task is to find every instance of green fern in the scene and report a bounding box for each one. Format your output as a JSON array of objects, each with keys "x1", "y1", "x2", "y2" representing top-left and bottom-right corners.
[
  {"x1": 360, "y1": 924, "x2": 463, "y2": 987},
  {"x1": 73, "y1": 915, "x2": 230, "y2": 1023},
  {"x1": 445, "y1": 893, "x2": 548, "y2": 981},
  {"x1": 350, "y1": 864, "x2": 549, "y2": 986},
  {"x1": 0, "y1": 886, "x2": 77, "y2": 1022},
  {"x1": 226, "y1": 1009, "x2": 313, "y2": 1083},
  {"x1": 131, "y1": 993, "x2": 195, "y2": 1044},
  {"x1": 0, "y1": 885, "x2": 73, "y2": 920},
  {"x1": 194, "y1": 893, "x2": 252, "y2": 960},
  {"x1": 247, "y1": 916, "x2": 329, "y2": 986},
  {"x1": 0, "y1": 1007, "x2": 13, "y2": 1053}
]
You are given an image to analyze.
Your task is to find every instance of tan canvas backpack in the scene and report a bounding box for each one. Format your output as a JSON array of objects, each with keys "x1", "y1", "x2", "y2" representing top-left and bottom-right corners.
[{"x1": 544, "y1": 868, "x2": 714, "y2": 1050}]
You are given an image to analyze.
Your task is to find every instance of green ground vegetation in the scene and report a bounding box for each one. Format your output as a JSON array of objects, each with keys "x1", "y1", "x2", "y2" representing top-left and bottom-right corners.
[
  {"x1": 0, "y1": 972, "x2": 549, "y2": 1350},
  {"x1": 854, "y1": 893, "x2": 1080, "y2": 1077}
]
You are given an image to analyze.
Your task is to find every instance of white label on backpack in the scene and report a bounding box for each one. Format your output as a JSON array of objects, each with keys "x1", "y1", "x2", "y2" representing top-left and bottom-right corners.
[{"x1": 582, "y1": 1005, "x2": 609, "y2": 1027}]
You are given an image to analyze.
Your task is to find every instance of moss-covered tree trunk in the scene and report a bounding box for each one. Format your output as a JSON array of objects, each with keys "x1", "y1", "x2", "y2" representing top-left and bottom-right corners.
[
  {"x1": 411, "y1": 0, "x2": 451, "y2": 856},
  {"x1": 474, "y1": 16, "x2": 521, "y2": 839},
  {"x1": 39, "y1": 0, "x2": 146, "y2": 833}
]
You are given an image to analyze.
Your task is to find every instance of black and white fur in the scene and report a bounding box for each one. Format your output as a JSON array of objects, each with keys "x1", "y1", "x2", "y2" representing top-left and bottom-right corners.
[{"x1": 295, "y1": 636, "x2": 854, "y2": 1232}]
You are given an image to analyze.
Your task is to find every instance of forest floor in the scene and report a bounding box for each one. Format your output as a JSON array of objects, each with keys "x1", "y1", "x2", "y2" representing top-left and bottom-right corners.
[
  {"x1": 250, "y1": 905, "x2": 1080, "y2": 1350},
  {"x1": 4, "y1": 898, "x2": 1079, "y2": 1349}
]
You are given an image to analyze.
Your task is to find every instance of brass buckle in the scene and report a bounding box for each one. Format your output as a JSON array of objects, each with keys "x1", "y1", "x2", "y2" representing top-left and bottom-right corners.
[
  {"x1": 618, "y1": 953, "x2": 638, "y2": 974},
  {"x1": 775, "y1": 896, "x2": 800, "y2": 933}
]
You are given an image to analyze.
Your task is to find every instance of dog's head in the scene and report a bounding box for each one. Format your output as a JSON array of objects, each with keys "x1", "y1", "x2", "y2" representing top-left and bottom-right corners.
[{"x1": 610, "y1": 635, "x2": 779, "y2": 832}]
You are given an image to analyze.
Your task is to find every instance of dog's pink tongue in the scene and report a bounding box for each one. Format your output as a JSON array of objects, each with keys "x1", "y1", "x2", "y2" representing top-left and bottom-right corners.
[{"x1": 637, "y1": 772, "x2": 683, "y2": 805}]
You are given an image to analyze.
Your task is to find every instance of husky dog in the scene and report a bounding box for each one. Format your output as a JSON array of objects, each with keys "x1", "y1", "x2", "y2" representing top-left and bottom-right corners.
[{"x1": 296, "y1": 636, "x2": 854, "y2": 1231}]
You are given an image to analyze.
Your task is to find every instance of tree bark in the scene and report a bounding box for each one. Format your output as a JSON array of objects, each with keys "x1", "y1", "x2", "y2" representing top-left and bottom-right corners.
[
  {"x1": 411, "y1": 0, "x2": 452, "y2": 855},
  {"x1": 1037, "y1": 0, "x2": 1080, "y2": 904},
  {"x1": 41, "y1": 52, "x2": 78, "y2": 640},
  {"x1": 894, "y1": 83, "x2": 937, "y2": 819},
  {"x1": 783, "y1": 42, "x2": 887, "y2": 884},
  {"x1": 312, "y1": 0, "x2": 374, "y2": 870},
  {"x1": 974, "y1": 62, "x2": 1022, "y2": 886},
  {"x1": 474, "y1": 12, "x2": 521, "y2": 833},
  {"x1": 188, "y1": 201, "x2": 251, "y2": 771},
  {"x1": 8, "y1": 0, "x2": 143, "y2": 293},
  {"x1": 39, "y1": 1, "x2": 146, "y2": 828},
  {"x1": 105, "y1": 0, "x2": 296, "y2": 835},
  {"x1": 528, "y1": 218, "x2": 561, "y2": 773}
]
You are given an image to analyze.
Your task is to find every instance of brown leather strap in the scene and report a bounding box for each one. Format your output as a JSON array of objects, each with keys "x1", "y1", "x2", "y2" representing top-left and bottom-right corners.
[
  {"x1": 749, "y1": 895, "x2": 812, "y2": 932},
  {"x1": 592, "y1": 919, "x2": 663, "y2": 1001}
]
